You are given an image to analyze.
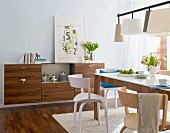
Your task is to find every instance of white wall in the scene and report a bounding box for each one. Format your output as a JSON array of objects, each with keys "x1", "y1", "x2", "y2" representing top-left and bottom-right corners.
[{"x1": 0, "y1": 0, "x2": 130, "y2": 104}]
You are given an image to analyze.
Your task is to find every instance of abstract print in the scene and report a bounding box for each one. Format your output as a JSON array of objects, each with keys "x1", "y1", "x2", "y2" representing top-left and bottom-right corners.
[{"x1": 62, "y1": 25, "x2": 79, "y2": 55}]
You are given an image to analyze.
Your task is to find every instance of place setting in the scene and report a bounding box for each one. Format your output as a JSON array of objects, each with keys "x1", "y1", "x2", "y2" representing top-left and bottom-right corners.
[
  {"x1": 135, "y1": 70, "x2": 150, "y2": 79},
  {"x1": 150, "y1": 79, "x2": 170, "y2": 90}
]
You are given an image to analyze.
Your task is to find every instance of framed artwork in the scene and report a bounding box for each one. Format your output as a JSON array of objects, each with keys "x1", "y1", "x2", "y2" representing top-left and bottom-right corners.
[{"x1": 55, "y1": 16, "x2": 85, "y2": 62}]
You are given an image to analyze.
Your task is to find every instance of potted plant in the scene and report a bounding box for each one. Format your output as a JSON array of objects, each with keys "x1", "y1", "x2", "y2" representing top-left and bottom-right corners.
[
  {"x1": 141, "y1": 53, "x2": 166, "y2": 76},
  {"x1": 82, "y1": 41, "x2": 99, "y2": 60}
]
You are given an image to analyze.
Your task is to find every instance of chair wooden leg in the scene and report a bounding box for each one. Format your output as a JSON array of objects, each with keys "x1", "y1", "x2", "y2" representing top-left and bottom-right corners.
[
  {"x1": 97, "y1": 102, "x2": 101, "y2": 125},
  {"x1": 78, "y1": 102, "x2": 86, "y2": 133},
  {"x1": 73, "y1": 102, "x2": 78, "y2": 127},
  {"x1": 120, "y1": 126, "x2": 127, "y2": 133},
  {"x1": 115, "y1": 90, "x2": 117, "y2": 108},
  {"x1": 104, "y1": 100, "x2": 109, "y2": 133}
]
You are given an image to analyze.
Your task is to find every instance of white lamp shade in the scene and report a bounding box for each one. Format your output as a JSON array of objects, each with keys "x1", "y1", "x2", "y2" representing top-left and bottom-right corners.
[
  {"x1": 147, "y1": 8, "x2": 170, "y2": 36},
  {"x1": 114, "y1": 24, "x2": 124, "y2": 42},
  {"x1": 122, "y1": 18, "x2": 143, "y2": 35}
]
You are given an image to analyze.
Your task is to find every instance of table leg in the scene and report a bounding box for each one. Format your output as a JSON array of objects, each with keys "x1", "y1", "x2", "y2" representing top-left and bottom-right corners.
[{"x1": 94, "y1": 75, "x2": 100, "y2": 120}]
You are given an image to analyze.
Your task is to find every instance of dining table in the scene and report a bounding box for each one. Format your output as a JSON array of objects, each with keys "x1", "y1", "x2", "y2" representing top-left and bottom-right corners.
[{"x1": 93, "y1": 73, "x2": 170, "y2": 120}]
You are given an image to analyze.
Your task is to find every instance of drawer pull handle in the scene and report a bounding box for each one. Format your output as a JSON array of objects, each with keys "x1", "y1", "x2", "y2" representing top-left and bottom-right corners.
[
  {"x1": 56, "y1": 86, "x2": 61, "y2": 88},
  {"x1": 88, "y1": 65, "x2": 93, "y2": 68},
  {"x1": 20, "y1": 78, "x2": 26, "y2": 83},
  {"x1": 21, "y1": 67, "x2": 26, "y2": 70}
]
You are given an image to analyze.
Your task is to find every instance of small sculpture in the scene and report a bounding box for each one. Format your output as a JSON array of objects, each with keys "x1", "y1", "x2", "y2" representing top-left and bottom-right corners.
[
  {"x1": 35, "y1": 53, "x2": 41, "y2": 59},
  {"x1": 51, "y1": 75, "x2": 58, "y2": 82},
  {"x1": 42, "y1": 73, "x2": 49, "y2": 82}
]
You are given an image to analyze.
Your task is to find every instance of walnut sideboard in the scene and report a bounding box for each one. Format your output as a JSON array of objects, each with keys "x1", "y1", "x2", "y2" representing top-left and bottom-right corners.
[{"x1": 4, "y1": 62, "x2": 104, "y2": 105}]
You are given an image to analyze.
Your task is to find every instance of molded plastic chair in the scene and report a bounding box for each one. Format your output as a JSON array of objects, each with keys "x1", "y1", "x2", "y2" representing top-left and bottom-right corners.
[
  {"x1": 95, "y1": 69, "x2": 120, "y2": 109},
  {"x1": 68, "y1": 74, "x2": 109, "y2": 133},
  {"x1": 118, "y1": 86, "x2": 168, "y2": 132}
]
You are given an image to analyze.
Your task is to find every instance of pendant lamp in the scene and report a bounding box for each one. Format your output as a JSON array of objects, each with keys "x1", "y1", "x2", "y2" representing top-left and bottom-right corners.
[
  {"x1": 147, "y1": 8, "x2": 170, "y2": 36},
  {"x1": 114, "y1": 15, "x2": 124, "y2": 42},
  {"x1": 121, "y1": 12, "x2": 143, "y2": 35},
  {"x1": 114, "y1": 24, "x2": 123, "y2": 42}
]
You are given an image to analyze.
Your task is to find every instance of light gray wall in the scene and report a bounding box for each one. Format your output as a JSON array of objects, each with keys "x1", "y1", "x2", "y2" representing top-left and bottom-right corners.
[{"x1": 0, "y1": 0, "x2": 129, "y2": 104}]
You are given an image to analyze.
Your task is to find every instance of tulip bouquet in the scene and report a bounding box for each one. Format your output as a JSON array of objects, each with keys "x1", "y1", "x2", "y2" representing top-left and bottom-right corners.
[{"x1": 141, "y1": 53, "x2": 166, "y2": 66}]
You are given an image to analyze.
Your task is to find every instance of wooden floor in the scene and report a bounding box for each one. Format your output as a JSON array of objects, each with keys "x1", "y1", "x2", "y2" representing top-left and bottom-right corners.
[{"x1": 0, "y1": 99, "x2": 121, "y2": 133}]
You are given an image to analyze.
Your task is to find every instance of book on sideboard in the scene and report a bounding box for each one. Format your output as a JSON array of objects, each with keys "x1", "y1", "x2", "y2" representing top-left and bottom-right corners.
[
  {"x1": 18, "y1": 52, "x2": 49, "y2": 64},
  {"x1": 18, "y1": 53, "x2": 36, "y2": 64}
]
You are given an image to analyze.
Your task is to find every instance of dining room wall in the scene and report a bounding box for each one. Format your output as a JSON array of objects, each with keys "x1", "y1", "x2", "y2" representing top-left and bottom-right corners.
[{"x1": 0, "y1": 0, "x2": 130, "y2": 105}]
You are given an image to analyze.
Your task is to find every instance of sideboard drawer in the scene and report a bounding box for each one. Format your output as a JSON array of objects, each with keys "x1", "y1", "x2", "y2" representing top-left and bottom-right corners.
[
  {"x1": 5, "y1": 77, "x2": 41, "y2": 86},
  {"x1": 74, "y1": 63, "x2": 104, "y2": 73},
  {"x1": 4, "y1": 85, "x2": 41, "y2": 104},
  {"x1": 42, "y1": 82, "x2": 74, "y2": 102},
  {"x1": 5, "y1": 64, "x2": 41, "y2": 78},
  {"x1": 4, "y1": 64, "x2": 42, "y2": 104}
]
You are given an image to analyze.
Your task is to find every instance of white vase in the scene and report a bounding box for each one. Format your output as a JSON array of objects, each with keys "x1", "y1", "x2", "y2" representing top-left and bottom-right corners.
[{"x1": 146, "y1": 66, "x2": 160, "y2": 76}]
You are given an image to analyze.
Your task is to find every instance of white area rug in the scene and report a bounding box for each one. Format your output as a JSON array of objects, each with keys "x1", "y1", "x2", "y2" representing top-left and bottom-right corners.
[
  {"x1": 52, "y1": 107, "x2": 136, "y2": 133},
  {"x1": 52, "y1": 107, "x2": 170, "y2": 133}
]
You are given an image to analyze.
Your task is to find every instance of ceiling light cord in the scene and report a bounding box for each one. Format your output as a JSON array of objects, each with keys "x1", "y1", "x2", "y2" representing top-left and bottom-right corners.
[{"x1": 118, "y1": 14, "x2": 120, "y2": 24}]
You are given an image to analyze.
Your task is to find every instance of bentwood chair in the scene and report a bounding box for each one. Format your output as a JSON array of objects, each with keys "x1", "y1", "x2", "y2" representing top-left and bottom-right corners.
[
  {"x1": 158, "y1": 70, "x2": 170, "y2": 130},
  {"x1": 95, "y1": 69, "x2": 120, "y2": 109},
  {"x1": 118, "y1": 86, "x2": 168, "y2": 133},
  {"x1": 159, "y1": 70, "x2": 170, "y2": 76},
  {"x1": 68, "y1": 74, "x2": 109, "y2": 133}
]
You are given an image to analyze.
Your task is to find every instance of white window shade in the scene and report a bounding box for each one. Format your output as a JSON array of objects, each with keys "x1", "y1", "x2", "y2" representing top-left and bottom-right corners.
[
  {"x1": 147, "y1": 8, "x2": 170, "y2": 36},
  {"x1": 121, "y1": 18, "x2": 143, "y2": 35}
]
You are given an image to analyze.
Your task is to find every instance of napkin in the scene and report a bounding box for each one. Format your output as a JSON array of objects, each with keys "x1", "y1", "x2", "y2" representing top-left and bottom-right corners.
[{"x1": 150, "y1": 85, "x2": 170, "y2": 90}]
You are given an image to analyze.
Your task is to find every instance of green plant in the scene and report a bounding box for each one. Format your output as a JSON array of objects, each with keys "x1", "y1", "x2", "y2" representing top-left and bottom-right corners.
[
  {"x1": 141, "y1": 53, "x2": 166, "y2": 66},
  {"x1": 84, "y1": 55, "x2": 90, "y2": 60},
  {"x1": 82, "y1": 41, "x2": 99, "y2": 53}
]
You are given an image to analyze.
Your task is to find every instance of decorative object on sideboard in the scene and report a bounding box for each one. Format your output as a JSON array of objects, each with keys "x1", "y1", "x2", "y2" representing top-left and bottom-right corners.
[
  {"x1": 84, "y1": 55, "x2": 90, "y2": 60},
  {"x1": 34, "y1": 58, "x2": 47, "y2": 64},
  {"x1": 58, "y1": 71, "x2": 68, "y2": 82},
  {"x1": 82, "y1": 41, "x2": 99, "y2": 61},
  {"x1": 42, "y1": 73, "x2": 49, "y2": 82},
  {"x1": 55, "y1": 16, "x2": 85, "y2": 62},
  {"x1": 35, "y1": 53, "x2": 41, "y2": 59},
  {"x1": 18, "y1": 52, "x2": 49, "y2": 64},
  {"x1": 34, "y1": 52, "x2": 48, "y2": 64},
  {"x1": 50, "y1": 75, "x2": 58, "y2": 82}
]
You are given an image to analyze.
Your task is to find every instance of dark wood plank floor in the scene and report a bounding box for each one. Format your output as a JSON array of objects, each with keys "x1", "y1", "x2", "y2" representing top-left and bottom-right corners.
[{"x1": 0, "y1": 99, "x2": 121, "y2": 133}]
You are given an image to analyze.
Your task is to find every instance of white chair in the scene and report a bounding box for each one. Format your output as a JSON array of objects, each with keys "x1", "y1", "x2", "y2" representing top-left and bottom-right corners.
[
  {"x1": 68, "y1": 74, "x2": 109, "y2": 133},
  {"x1": 95, "y1": 69, "x2": 120, "y2": 109}
]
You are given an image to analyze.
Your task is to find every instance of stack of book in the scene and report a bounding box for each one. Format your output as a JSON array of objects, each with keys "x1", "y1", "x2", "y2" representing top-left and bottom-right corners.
[
  {"x1": 19, "y1": 53, "x2": 35, "y2": 64},
  {"x1": 18, "y1": 53, "x2": 48, "y2": 64}
]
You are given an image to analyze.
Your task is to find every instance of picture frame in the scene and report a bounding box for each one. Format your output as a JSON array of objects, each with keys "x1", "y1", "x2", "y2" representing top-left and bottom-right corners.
[{"x1": 55, "y1": 16, "x2": 86, "y2": 62}]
